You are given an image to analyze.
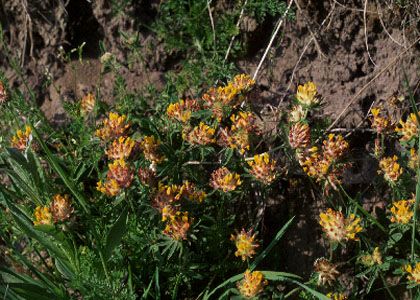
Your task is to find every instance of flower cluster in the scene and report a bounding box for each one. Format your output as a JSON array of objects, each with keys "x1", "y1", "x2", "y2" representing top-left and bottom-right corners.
[
  {"x1": 405, "y1": 262, "x2": 420, "y2": 285},
  {"x1": 210, "y1": 167, "x2": 241, "y2": 192},
  {"x1": 289, "y1": 122, "x2": 310, "y2": 149},
  {"x1": 80, "y1": 93, "x2": 95, "y2": 115},
  {"x1": 183, "y1": 122, "x2": 216, "y2": 145},
  {"x1": 314, "y1": 258, "x2": 340, "y2": 286},
  {"x1": 167, "y1": 98, "x2": 200, "y2": 123},
  {"x1": 218, "y1": 111, "x2": 257, "y2": 154},
  {"x1": 163, "y1": 210, "x2": 192, "y2": 240},
  {"x1": 296, "y1": 81, "x2": 319, "y2": 107},
  {"x1": 370, "y1": 107, "x2": 393, "y2": 134},
  {"x1": 139, "y1": 135, "x2": 164, "y2": 166},
  {"x1": 237, "y1": 270, "x2": 268, "y2": 298},
  {"x1": 11, "y1": 125, "x2": 32, "y2": 151},
  {"x1": 247, "y1": 153, "x2": 277, "y2": 184},
  {"x1": 359, "y1": 247, "x2": 382, "y2": 267},
  {"x1": 230, "y1": 229, "x2": 259, "y2": 261},
  {"x1": 319, "y1": 208, "x2": 362, "y2": 243},
  {"x1": 96, "y1": 112, "x2": 130, "y2": 141},
  {"x1": 389, "y1": 199, "x2": 415, "y2": 224},
  {"x1": 105, "y1": 136, "x2": 135, "y2": 160},
  {"x1": 396, "y1": 113, "x2": 418, "y2": 142},
  {"x1": 378, "y1": 155, "x2": 402, "y2": 183},
  {"x1": 97, "y1": 159, "x2": 134, "y2": 196}
]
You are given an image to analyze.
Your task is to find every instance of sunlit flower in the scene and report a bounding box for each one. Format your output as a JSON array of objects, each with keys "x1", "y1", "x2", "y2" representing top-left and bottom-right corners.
[
  {"x1": 230, "y1": 111, "x2": 256, "y2": 132},
  {"x1": 231, "y1": 229, "x2": 259, "y2": 261},
  {"x1": 370, "y1": 107, "x2": 393, "y2": 134},
  {"x1": 34, "y1": 206, "x2": 53, "y2": 226},
  {"x1": 105, "y1": 136, "x2": 135, "y2": 160},
  {"x1": 11, "y1": 125, "x2": 32, "y2": 151},
  {"x1": 210, "y1": 167, "x2": 241, "y2": 192},
  {"x1": 390, "y1": 199, "x2": 415, "y2": 224},
  {"x1": 319, "y1": 208, "x2": 362, "y2": 242},
  {"x1": 327, "y1": 292, "x2": 347, "y2": 300},
  {"x1": 108, "y1": 159, "x2": 134, "y2": 188},
  {"x1": 180, "y1": 181, "x2": 207, "y2": 203},
  {"x1": 237, "y1": 270, "x2": 268, "y2": 298},
  {"x1": 248, "y1": 153, "x2": 277, "y2": 184},
  {"x1": 96, "y1": 112, "x2": 130, "y2": 141},
  {"x1": 80, "y1": 93, "x2": 95, "y2": 115},
  {"x1": 296, "y1": 81, "x2": 319, "y2": 106},
  {"x1": 289, "y1": 123, "x2": 310, "y2": 149},
  {"x1": 314, "y1": 258, "x2": 340, "y2": 286},
  {"x1": 396, "y1": 113, "x2": 418, "y2": 142},
  {"x1": 163, "y1": 210, "x2": 192, "y2": 240},
  {"x1": 97, "y1": 179, "x2": 121, "y2": 196},
  {"x1": 231, "y1": 74, "x2": 255, "y2": 92},
  {"x1": 405, "y1": 262, "x2": 420, "y2": 284},
  {"x1": 50, "y1": 194, "x2": 74, "y2": 223},
  {"x1": 217, "y1": 83, "x2": 240, "y2": 106},
  {"x1": 0, "y1": 81, "x2": 7, "y2": 103},
  {"x1": 202, "y1": 87, "x2": 224, "y2": 121},
  {"x1": 183, "y1": 122, "x2": 216, "y2": 145},
  {"x1": 289, "y1": 105, "x2": 306, "y2": 123},
  {"x1": 378, "y1": 155, "x2": 402, "y2": 183},
  {"x1": 166, "y1": 99, "x2": 200, "y2": 123},
  {"x1": 140, "y1": 135, "x2": 164, "y2": 164}
]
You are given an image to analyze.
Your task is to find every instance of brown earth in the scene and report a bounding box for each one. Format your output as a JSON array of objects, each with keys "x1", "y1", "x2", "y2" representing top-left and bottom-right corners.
[{"x1": 1, "y1": 0, "x2": 419, "y2": 294}]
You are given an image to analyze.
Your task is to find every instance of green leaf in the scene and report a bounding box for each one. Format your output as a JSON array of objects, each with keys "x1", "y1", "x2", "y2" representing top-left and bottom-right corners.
[
  {"x1": 249, "y1": 216, "x2": 294, "y2": 271},
  {"x1": 104, "y1": 208, "x2": 129, "y2": 260},
  {"x1": 30, "y1": 125, "x2": 90, "y2": 214}
]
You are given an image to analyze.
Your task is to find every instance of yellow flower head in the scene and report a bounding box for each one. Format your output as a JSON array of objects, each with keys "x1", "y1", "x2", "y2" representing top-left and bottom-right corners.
[
  {"x1": 289, "y1": 105, "x2": 306, "y2": 123},
  {"x1": 378, "y1": 155, "x2": 402, "y2": 183},
  {"x1": 140, "y1": 135, "x2": 164, "y2": 164},
  {"x1": 390, "y1": 199, "x2": 415, "y2": 224},
  {"x1": 80, "y1": 93, "x2": 95, "y2": 115},
  {"x1": 231, "y1": 74, "x2": 255, "y2": 92},
  {"x1": 96, "y1": 112, "x2": 130, "y2": 141},
  {"x1": 11, "y1": 125, "x2": 32, "y2": 151},
  {"x1": 319, "y1": 208, "x2": 362, "y2": 242},
  {"x1": 327, "y1": 292, "x2": 347, "y2": 300},
  {"x1": 237, "y1": 270, "x2": 268, "y2": 298},
  {"x1": 370, "y1": 106, "x2": 392, "y2": 134},
  {"x1": 217, "y1": 83, "x2": 240, "y2": 106},
  {"x1": 322, "y1": 134, "x2": 349, "y2": 161},
  {"x1": 231, "y1": 229, "x2": 259, "y2": 261},
  {"x1": 396, "y1": 113, "x2": 418, "y2": 142},
  {"x1": 50, "y1": 194, "x2": 74, "y2": 223},
  {"x1": 166, "y1": 99, "x2": 199, "y2": 123},
  {"x1": 296, "y1": 81, "x2": 319, "y2": 106},
  {"x1": 34, "y1": 206, "x2": 53, "y2": 226},
  {"x1": 230, "y1": 111, "x2": 256, "y2": 132},
  {"x1": 248, "y1": 153, "x2": 277, "y2": 184},
  {"x1": 405, "y1": 262, "x2": 420, "y2": 285},
  {"x1": 108, "y1": 159, "x2": 134, "y2": 188},
  {"x1": 408, "y1": 148, "x2": 419, "y2": 171},
  {"x1": 105, "y1": 136, "x2": 135, "y2": 160},
  {"x1": 210, "y1": 167, "x2": 241, "y2": 192},
  {"x1": 97, "y1": 179, "x2": 121, "y2": 197},
  {"x1": 314, "y1": 258, "x2": 340, "y2": 286},
  {"x1": 359, "y1": 247, "x2": 383, "y2": 267},
  {"x1": 163, "y1": 210, "x2": 192, "y2": 240},
  {"x1": 183, "y1": 122, "x2": 216, "y2": 145}
]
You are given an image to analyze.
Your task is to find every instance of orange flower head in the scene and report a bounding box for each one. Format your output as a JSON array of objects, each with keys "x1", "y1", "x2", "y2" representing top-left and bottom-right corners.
[
  {"x1": 105, "y1": 136, "x2": 135, "y2": 160},
  {"x1": 11, "y1": 125, "x2": 32, "y2": 151},
  {"x1": 210, "y1": 167, "x2": 241, "y2": 192},
  {"x1": 237, "y1": 270, "x2": 268, "y2": 298},
  {"x1": 163, "y1": 210, "x2": 192, "y2": 240},
  {"x1": 231, "y1": 74, "x2": 255, "y2": 92},
  {"x1": 50, "y1": 194, "x2": 74, "y2": 223},
  {"x1": 230, "y1": 111, "x2": 256, "y2": 132},
  {"x1": 96, "y1": 112, "x2": 130, "y2": 141},
  {"x1": 230, "y1": 229, "x2": 259, "y2": 261},
  {"x1": 97, "y1": 179, "x2": 121, "y2": 196},
  {"x1": 322, "y1": 134, "x2": 349, "y2": 161},
  {"x1": 314, "y1": 258, "x2": 340, "y2": 286},
  {"x1": 34, "y1": 206, "x2": 53, "y2": 226},
  {"x1": 379, "y1": 155, "x2": 402, "y2": 183},
  {"x1": 370, "y1": 107, "x2": 393, "y2": 134},
  {"x1": 167, "y1": 99, "x2": 200, "y2": 123},
  {"x1": 183, "y1": 122, "x2": 216, "y2": 145},
  {"x1": 248, "y1": 153, "x2": 277, "y2": 184},
  {"x1": 289, "y1": 123, "x2": 311, "y2": 149},
  {"x1": 319, "y1": 208, "x2": 362, "y2": 242},
  {"x1": 140, "y1": 135, "x2": 164, "y2": 164},
  {"x1": 108, "y1": 159, "x2": 134, "y2": 188},
  {"x1": 390, "y1": 199, "x2": 415, "y2": 224},
  {"x1": 137, "y1": 166, "x2": 156, "y2": 187}
]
